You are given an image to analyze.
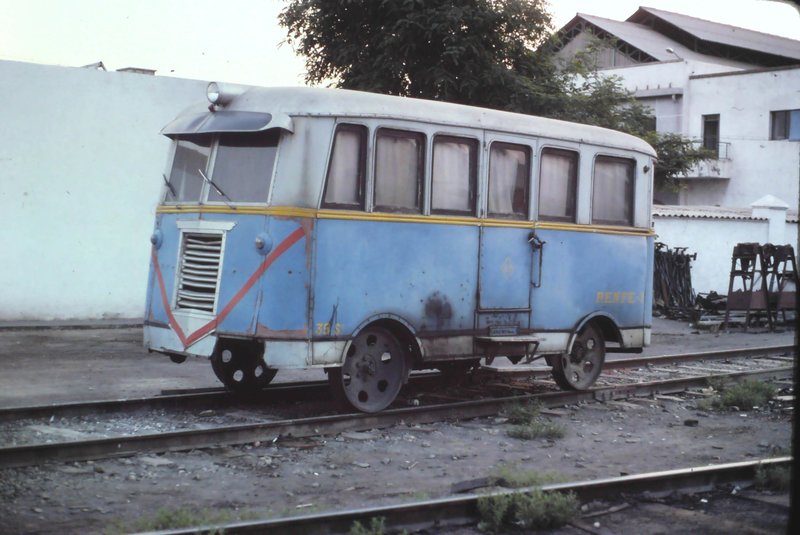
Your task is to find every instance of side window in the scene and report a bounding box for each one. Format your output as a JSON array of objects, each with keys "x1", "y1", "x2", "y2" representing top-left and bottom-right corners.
[
  {"x1": 488, "y1": 142, "x2": 530, "y2": 219},
  {"x1": 431, "y1": 135, "x2": 478, "y2": 215},
  {"x1": 538, "y1": 148, "x2": 578, "y2": 222},
  {"x1": 323, "y1": 124, "x2": 367, "y2": 209},
  {"x1": 165, "y1": 136, "x2": 212, "y2": 202},
  {"x1": 374, "y1": 129, "x2": 425, "y2": 213},
  {"x1": 592, "y1": 156, "x2": 634, "y2": 226}
]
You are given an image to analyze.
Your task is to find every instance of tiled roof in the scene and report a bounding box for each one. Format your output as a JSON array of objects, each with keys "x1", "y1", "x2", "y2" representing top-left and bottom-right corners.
[
  {"x1": 630, "y1": 7, "x2": 800, "y2": 62},
  {"x1": 575, "y1": 13, "x2": 750, "y2": 67},
  {"x1": 653, "y1": 205, "x2": 799, "y2": 222},
  {"x1": 556, "y1": 7, "x2": 800, "y2": 68}
]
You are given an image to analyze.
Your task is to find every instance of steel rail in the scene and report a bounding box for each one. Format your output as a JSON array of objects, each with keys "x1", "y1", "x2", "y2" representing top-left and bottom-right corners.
[
  {"x1": 0, "y1": 365, "x2": 792, "y2": 469},
  {"x1": 138, "y1": 456, "x2": 793, "y2": 534},
  {"x1": 501, "y1": 343, "x2": 796, "y2": 376},
  {"x1": 602, "y1": 343, "x2": 795, "y2": 370},
  {"x1": 0, "y1": 344, "x2": 794, "y2": 423}
]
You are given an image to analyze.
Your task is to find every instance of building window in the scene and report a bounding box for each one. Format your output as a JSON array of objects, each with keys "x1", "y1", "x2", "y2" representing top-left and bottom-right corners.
[
  {"x1": 771, "y1": 110, "x2": 800, "y2": 141},
  {"x1": 702, "y1": 114, "x2": 720, "y2": 157},
  {"x1": 323, "y1": 124, "x2": 367, "y2": 209},
  {"x1": 374, "y1": 129, "x2": 425, "y2": 213},
  {"x1": 431, "y1": 136, "x2": 478, "y2": 215},
  {"x1": 488, "y1": 142, "x2": 530, "y2": 219},
  {"x1": 592, "y1": 156, "x2": 634, "y2": 226},
  {"x1": 538, "y1": 148, "x2": 578, "y2": 222}
]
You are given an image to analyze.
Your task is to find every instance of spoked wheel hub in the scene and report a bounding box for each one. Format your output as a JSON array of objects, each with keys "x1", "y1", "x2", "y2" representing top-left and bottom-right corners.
[
  {"x1": 211, "y1": 339, "x2": 277, "y2": 394},
  {"x1": 354, "y1": 355, "x2": 378, "y2": 378},
  {"x1": 329, "y1": 326, "x2": 409, "y2": 413},
  {"x1": 551, "y1": 324, "x2": 605, "y2": 390}
]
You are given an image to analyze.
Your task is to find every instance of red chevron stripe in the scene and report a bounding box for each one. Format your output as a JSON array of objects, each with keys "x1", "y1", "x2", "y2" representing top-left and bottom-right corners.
[
  {"x1": 153, "y1": 227, "x2": 306, "y2": 350},
  {"x1": 151, "y1": 247, "x2": 188, "y2": 347}
]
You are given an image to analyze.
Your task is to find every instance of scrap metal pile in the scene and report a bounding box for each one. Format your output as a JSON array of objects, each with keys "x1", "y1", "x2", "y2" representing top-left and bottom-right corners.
[
  {"x1": 653, "y1": 241, "x2": 798, "y2": 330},
  {"x1": 653, "y1": 242, "x2": 698, "y2": 320}
]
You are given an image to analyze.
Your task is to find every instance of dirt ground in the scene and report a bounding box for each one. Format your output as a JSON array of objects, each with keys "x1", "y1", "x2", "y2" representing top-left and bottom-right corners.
[{"x1": 0, "y1": 318, "x2": 795, "y2": 534}]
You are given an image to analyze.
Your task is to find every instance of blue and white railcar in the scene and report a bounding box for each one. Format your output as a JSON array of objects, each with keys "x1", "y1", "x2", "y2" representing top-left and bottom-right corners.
[{"x1": 144, "y1": 84, "x2": 656, "y2": 412}]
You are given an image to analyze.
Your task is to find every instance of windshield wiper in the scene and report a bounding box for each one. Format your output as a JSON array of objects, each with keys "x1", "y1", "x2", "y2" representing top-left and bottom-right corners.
[
  {"x1": 198, "y1": 168, "x2": 236, "y2": 210},
  {"x1": 162, "y1": 174, "x2": 178, "y2": 201}
]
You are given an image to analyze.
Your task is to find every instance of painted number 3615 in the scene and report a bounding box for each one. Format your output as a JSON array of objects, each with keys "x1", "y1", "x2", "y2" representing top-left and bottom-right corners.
[{"x1": 316, "y1": 322, "x2": 343, "y2": 335}]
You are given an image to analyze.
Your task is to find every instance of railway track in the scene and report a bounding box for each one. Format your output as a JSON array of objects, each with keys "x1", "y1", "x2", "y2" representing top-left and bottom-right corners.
[
  {"x1": 0, "y1": 356, "x2": 792, "y2": 468},
  {"x1": 128, "y1": 456, "x2": 794, "y2": 534},
  {"x1": 0, "y1": 344, "x2": 793, "y2": 423}
]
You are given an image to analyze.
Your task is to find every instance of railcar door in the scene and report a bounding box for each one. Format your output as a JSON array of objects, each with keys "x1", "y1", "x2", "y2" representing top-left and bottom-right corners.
[{"x1": 477, "y1": 133, "x2": 538, "y2": 334}]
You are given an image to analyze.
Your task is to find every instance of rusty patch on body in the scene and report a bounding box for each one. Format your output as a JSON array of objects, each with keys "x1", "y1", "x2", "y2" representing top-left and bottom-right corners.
[
  {"x1": 255, "y1": 323, "x2": 308, "y2": 340},
  {"x1": 423, "y1": 292, "x2": 453, "y2": 330}
]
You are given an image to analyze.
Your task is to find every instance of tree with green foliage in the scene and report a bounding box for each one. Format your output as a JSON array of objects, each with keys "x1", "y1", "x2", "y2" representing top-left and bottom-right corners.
[
  {"x1": 280, "y1": 0, "x2": 556, "y2": 110},
  {"x1": 642, "y1": 132, "x2": 711, "y2": 192},
  {"x1": 280, "y1": 0, "x2": 708, "y2": 191}
]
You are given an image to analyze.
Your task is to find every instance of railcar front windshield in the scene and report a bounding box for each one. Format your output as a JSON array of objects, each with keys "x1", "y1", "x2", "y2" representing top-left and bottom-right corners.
[{"x1": 163, "y1": 130, "x2": 280, "y2": 204}]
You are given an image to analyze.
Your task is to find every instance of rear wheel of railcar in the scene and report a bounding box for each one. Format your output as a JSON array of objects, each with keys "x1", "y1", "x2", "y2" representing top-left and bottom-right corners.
[
  {"x1": 551, "y1": 324, "x2": 605, "y2": 390},
  {"x1": 211, "y1": 339, "x2": 277, "y2": 394},
  {"x1": 328, "y1": 325, "x2": 409, "y2": 413}
]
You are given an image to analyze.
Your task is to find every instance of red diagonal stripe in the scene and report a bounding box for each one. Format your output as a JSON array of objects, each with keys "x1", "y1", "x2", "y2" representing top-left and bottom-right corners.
[
  {"x1": 152, "y1": 227, "x2": 306, "y2": 349},
  {"x1": 151, "y1": 247, "x2": 188, "y2": 347},
  {"x1": 184, "y1": 227, "x2": 306, "y2": 347}
]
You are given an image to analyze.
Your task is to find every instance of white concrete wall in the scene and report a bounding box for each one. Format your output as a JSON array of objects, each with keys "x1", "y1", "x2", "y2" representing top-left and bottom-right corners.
[
  {"x1": 0, "y1": 60, "x2": 207, "y2": 320},
  {"x1": 653, "y1": 216, "x2": 799, "y2": 294},
  {"x1": 601, "y1": 59, "x2": 746, "y2": 115},
  {"x1": 681, "y1": 68, "x2": 800, "y2": 208}
]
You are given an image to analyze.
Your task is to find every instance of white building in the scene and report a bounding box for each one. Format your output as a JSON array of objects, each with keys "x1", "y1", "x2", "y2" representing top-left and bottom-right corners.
[{"x1": 553, "y1": 6, "x2": 800, "y2": 208}]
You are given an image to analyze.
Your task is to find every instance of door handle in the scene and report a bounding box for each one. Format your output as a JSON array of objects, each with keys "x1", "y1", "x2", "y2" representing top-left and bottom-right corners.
[
  {"x1": 528, "y1": 231, "x2": 544, "y2": 250},
  {"x1": 528, "y1": 232, "x2": 545, "y2": 288}
]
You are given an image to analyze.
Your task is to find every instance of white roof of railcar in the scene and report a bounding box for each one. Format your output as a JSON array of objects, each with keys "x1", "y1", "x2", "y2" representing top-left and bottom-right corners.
[{"x1": 170, "y1": 86, "x2": 656, "y2": 157}]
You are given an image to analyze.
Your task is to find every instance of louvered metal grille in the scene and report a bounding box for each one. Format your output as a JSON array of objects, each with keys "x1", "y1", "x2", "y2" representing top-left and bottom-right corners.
[{"x1": 175, "y1": 233, "x2": 223, "y2": 313}]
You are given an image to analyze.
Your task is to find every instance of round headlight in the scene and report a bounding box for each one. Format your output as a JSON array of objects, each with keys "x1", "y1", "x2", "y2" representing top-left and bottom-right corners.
[{"x1": 207, "y1": 82, "x2": 221, "y2": 105}]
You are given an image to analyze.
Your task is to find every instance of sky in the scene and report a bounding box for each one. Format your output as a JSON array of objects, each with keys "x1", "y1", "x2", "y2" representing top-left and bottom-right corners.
[{"x1": 1, "y1": 0, "x2": 799, "y2": 87}]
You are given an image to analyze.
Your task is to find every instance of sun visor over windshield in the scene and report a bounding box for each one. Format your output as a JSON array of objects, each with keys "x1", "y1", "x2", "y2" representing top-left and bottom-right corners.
[{"x1": 161, "y1": 111, "x2": 294, "y2": 137}]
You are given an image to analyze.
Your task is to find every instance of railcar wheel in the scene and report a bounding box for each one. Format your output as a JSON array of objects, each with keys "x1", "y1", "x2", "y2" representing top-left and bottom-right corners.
[
  {"x1": 211, "y1": 340, "x2": 277, "y2": 394},
  {"x1": 552, "y1": 324, "x2": 605, "y2": 390},
  {"x1": 329, "y1": 326, "x2": 409, "y2": 413}
]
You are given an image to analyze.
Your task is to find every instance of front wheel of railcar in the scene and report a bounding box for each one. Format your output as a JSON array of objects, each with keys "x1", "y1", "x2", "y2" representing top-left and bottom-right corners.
[
  {"x1": 552, "y1": 324, "x2": 605, "y2": 390},
  {"x1": 329, "y1": 326, "x2": 409, "y2": 413},
  {"x1": 211, "y1": 339, "x2": 277, "y2": 395}
]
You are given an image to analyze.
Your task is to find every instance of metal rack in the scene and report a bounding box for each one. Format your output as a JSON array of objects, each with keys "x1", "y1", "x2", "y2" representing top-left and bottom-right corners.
[{"x1": 723, "y1": 243, "x2": 797, "y2": 331}]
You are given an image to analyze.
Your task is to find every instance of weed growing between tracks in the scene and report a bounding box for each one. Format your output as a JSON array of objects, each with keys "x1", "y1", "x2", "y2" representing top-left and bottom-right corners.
[
  {"x1": 502, "y1": 400, "x2": 566, "y2": 440},
  {"x1": 477, "y1": 489, "x2": 577, "y2": 533},
  {"x1": 107, "y1": 506, "x2": 258, "y2": 533},
  {"x1": 696, "y1": 380, "x2": 778, "y2": 411},
  {"x1": 754, "y1": 465, "x2": 791, "y2": 492},
  {"x1": 476, "y1": 465, "x2": 576, "y2": 532},
  {"x1": 349, "y1": 516, "x2": 408, "y2": 535}
]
